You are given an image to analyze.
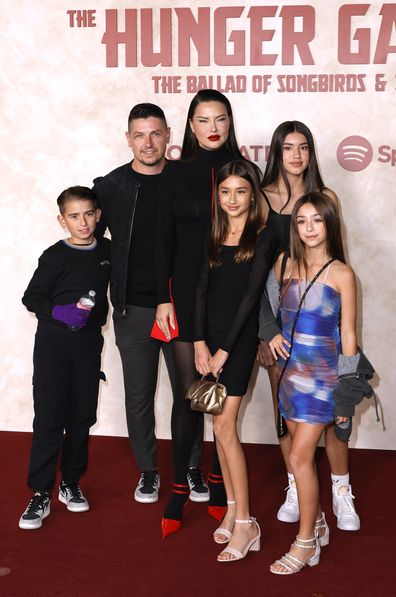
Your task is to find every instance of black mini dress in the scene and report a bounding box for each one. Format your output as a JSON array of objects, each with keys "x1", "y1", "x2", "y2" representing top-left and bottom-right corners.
[{"x1": 195, "y1": 228, "x2": 277, "y2": 395}]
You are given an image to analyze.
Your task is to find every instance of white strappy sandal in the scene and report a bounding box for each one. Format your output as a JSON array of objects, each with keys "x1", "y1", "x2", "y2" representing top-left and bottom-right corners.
[
  {"x1": 213, "y1": 500, "x2": 235, "y2": 544},
  {"x1": 270, "y1": 533, "x2": 320, "y2": 575},
  {"x1": 217, "y1": 517, "x2": 261, "y2": 562},
  {"x1": 315, "y1": 511, "x2": 330, "y2": 546}
]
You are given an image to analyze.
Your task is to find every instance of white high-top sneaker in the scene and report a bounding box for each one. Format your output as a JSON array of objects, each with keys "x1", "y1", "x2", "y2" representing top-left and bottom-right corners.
[
  {"x1": 277, "y1": 479, "x2": 300, "y2": 523},
  {"x1": 332, "y1": 484, "x2": 361, "y2": 531}
]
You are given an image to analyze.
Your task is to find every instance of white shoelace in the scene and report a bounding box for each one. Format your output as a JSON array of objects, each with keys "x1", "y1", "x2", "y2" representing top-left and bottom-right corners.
[
  {"x1": 284, "y1": 484, "x2": 297, "y2": 503},
  {"x1": 338, "y1": 491, "x2": 356, "y2": 513}
]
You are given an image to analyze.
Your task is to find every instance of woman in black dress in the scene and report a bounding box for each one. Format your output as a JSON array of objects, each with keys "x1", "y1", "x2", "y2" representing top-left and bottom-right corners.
[
  {"x1": 257, "y1": 121, "x2": 361, "y2": 533},
  {"x1": 156, "y1": 90, "x2": 247, "y2": 537},
  {"x1": 194, "y1": 161, "x2": 277, "y2": 561}
]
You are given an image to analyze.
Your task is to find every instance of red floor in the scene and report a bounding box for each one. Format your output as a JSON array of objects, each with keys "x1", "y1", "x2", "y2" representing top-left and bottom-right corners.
[{"x1": 1, "y1": 431, "x2": 395, "y2": 597}]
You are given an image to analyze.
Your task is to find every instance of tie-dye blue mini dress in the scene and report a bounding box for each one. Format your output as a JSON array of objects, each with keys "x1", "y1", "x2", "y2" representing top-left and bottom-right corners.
[{"x1": 278, "y1": 279, "x2": 341, "y2": 425}]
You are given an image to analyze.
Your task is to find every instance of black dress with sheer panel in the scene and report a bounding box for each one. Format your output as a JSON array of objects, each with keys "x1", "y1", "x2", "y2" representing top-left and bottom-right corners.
[
  {"x1": 195, "y1": 228, "x2": 278, "y2": 395},
  {"x1": 156, "y1": 146, "x2": 235, "y2": 342},
  {"x1": 263, "y1": 191, "x2": 292, "y2": 257},
  {"x1": 258, "y1": 192, "x2": 292, "y2": 342}
]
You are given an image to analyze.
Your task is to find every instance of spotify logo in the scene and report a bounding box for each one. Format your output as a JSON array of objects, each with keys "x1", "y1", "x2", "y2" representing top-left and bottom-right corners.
[{"x1": 337, "y1": 136, "x2": 373, "y2": 172}]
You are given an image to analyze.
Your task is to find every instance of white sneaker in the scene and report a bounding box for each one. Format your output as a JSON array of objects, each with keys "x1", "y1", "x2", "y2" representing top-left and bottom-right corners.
[
  {"x1": 19, "y1": 492, "x2": 51, "y2": 529},
  {"x1": 332, "y1": 484, "x2": 360, "y2": 531},
  {"x1": 59, "y1": 482, "x2": 89, "y2": 512},
  {"x1": 134, "y1": 470, "x2": 160, "y2": 503},
  {"x1": 277, "y1": 482, "x2": 300, "y2": 523},
  {"x1": 187, "y1": 467, "x2": 210, "y2": 503}
]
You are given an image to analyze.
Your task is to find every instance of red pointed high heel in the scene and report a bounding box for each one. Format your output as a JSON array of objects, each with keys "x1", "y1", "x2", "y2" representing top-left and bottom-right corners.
[
  {"x1": 161, "y1": 517, "x2": 182, "y2": 538},
  {"x1": 161, "y1": 483, "x2": 189, "y2": 539},
  {"x1": 208, "y1": 505, "x2": 227, "y2": 522}
]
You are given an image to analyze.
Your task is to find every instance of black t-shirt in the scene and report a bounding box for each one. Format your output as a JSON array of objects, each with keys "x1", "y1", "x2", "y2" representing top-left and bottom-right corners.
[{"x1": 125, "y1": 169, "x2": 161, "y2": 308}]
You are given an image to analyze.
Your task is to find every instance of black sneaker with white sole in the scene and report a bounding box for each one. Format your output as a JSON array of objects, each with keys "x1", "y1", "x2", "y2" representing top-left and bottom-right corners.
[
  {"x1": 59, "y1": 481, "x2": 90, "y2": 512},
  {"x1": 19, "y1": 492, "x2": 51, "y2": 530},
  {"x1": 134, "y1": 470, "x2": 160, "y2": 503},
  {"x1": 187, "y1": 467, "x2": 210, "y2": 502}
]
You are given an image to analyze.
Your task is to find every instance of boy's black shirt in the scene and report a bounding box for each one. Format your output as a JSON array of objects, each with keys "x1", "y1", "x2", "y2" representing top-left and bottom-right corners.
[{"x1": 22, "y1": 238, "x2": 111, "y2": 330}]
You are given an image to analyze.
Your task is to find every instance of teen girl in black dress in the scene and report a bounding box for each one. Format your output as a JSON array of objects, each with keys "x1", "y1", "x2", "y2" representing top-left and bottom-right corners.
[{"x1": 195, "y1": 161, "x2": 277, "y2": 562}]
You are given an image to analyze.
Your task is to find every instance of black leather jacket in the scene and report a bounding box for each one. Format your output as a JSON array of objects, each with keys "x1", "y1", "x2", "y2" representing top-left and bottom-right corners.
[{"x1": 93, "y1": 163, "x2": 140, "y2": 314}]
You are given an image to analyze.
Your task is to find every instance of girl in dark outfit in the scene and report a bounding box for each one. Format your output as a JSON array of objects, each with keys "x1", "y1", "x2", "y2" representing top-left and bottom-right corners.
[
  {"x1": 155, "y1": 90, "x2": 247, "y2": 536},
  {"x1": 257, "y1": 121, "x2": 360, "y2": 533},
  {"x1": 194, "y1": 161, "x2": 277, "y2": 562}
]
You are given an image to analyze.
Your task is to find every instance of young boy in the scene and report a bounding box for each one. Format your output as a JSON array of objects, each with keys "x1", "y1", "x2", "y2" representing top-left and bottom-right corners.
[{"x1": 19, "y1": 186, "x2": 110, "y2": 529}]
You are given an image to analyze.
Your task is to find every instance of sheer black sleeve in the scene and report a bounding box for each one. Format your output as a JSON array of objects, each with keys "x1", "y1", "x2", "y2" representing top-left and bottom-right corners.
[
  {"x1": 156, "y1": 162, "x2": 178, "y2": 304},
  {"x1": 219, "y1": 228, "x2": 278, "y2": 353}
]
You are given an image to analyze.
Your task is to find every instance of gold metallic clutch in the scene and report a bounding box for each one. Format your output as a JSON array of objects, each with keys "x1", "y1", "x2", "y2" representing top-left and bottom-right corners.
[{"x1": 185, "y1": 376, "x2": 227, "y2": 415}]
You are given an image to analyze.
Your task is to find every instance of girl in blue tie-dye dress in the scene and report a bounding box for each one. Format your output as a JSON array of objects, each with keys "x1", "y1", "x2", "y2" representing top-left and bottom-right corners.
[{"x1": 268, "y1": 192, "x2": 358, "y2": 575}]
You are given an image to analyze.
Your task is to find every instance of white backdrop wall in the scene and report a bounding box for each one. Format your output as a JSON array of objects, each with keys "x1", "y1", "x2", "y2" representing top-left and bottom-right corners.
[{"x1": 1, "y1": 1, "x2": 395, "y2": 449}]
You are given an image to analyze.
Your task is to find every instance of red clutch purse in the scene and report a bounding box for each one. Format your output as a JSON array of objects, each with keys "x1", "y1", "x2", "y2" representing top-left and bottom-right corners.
[
  {"x1": 150, "y1": 280, "x2": 179, "y2": 343},
  {"x1": 150, "y1": 316, "x2": 179, "y2": 343}
]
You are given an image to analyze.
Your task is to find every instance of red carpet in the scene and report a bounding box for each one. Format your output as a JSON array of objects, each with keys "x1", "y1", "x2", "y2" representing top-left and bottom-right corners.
[{"x1": 1, "y1": 431, "x2": 395, "y2": 597}]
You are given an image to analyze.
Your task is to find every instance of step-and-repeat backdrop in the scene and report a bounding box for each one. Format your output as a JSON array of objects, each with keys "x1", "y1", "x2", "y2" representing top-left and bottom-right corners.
[{"x1": 1, "y1": 1, "x2": 395, "y2": 448}]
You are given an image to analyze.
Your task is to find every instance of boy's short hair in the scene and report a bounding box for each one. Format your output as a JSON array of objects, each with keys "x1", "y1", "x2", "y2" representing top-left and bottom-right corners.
[
  {"x1": 57, "y1": 186, "x2": 97, "y2": 215},
  {"x1": 127, "y1": 103, "x2": 167, "y2": 130}
]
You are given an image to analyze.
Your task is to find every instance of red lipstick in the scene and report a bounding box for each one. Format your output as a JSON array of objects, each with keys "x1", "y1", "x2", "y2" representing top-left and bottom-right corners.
[{"x1": 208, "y1": 135, "x2": 220, "y2": 141}]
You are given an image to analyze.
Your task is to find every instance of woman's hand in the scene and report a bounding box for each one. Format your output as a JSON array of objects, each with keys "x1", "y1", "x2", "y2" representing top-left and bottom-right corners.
[
  {"x1": 256, "y1": 339, "x2": 275, "y2": 367},
  {"x1": 194, "y1": 341, "x2": 212, "y2": 376},
  {"x1": 209, "y1": 349, "x2": 229, "y2": 377},
  {"x1": 155, "y1": 303, "x2": 175, "y2": 341},
  {"x1": 335, "y1": 416, "x2": 349, "y2": 425},
  {"x1": 269, "y1": 334, "x2": 291, "y2": 360}
]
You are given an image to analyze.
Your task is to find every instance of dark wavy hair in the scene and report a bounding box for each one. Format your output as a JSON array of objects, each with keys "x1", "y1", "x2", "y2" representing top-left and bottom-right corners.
[
  {"x1": 181, "y1": 89, "x2": 245, "y2": 161},
  {"x1": 209, "y1": 161, "x2": 265, "y2": 266},
  {"x1": 262, "y1": 121, "x2": 325, "y2": 213},
  {"x1": 288, "y1": 192, "x2": 345, "y2": 283}
]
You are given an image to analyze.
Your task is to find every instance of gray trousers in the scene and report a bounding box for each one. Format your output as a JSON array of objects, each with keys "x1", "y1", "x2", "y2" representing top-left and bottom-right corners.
[{"x1": 113, "y1": 306, "x2": 203, "y2": 471}]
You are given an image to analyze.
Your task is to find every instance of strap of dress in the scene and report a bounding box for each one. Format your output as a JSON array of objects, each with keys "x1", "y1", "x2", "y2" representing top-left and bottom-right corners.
[
  {"x1": 323, "y1": 261, "x2": 333, "y2": 283},
  {"x1": 262, "y1": 190, "x2": 274, "y2": 212}
]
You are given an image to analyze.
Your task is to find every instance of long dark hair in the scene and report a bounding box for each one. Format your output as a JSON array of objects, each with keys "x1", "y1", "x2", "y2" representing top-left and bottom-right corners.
[
  {"x1": 262, "y1": 121, "x2": 325, "y2": 213},
  {"x1": 209, "y1": 161, "x2": 265, "y2": 266},
  {"x1": 288, "y1": 192, "x2": 345, "y2": 282},
  {"x1": 181, "y1": 89, "x2": 245, "y2": 161}
]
